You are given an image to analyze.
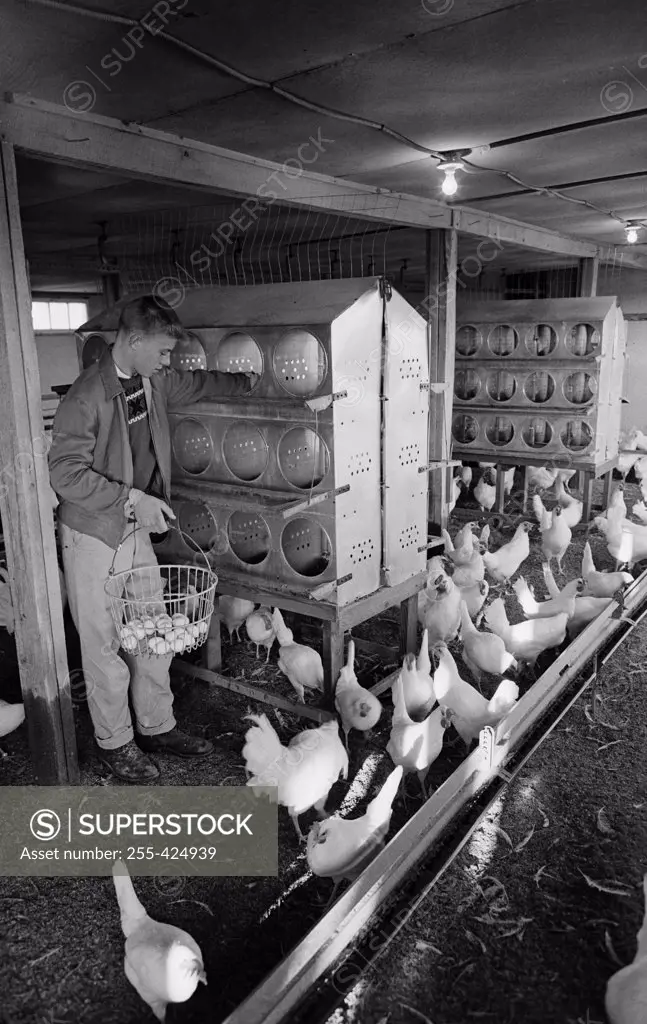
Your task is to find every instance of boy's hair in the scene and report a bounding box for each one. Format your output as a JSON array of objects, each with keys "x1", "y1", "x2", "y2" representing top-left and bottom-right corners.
[{"x1": 116, "y1": 295, "x2": 185, "y2": 340}]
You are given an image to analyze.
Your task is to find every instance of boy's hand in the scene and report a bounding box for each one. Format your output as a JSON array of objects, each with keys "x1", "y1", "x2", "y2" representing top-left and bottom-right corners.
[{"x1": 134, "y1": 495, "x2": 175, "y2": 533}]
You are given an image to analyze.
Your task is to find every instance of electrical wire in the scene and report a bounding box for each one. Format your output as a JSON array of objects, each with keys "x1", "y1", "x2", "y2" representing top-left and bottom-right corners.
[
  {"x1": 462, "y1": 155, "x2": 644, "y2": 230},
  {"x1": 23, "y1": 0, "x2": 645, "y2": 239},
  {"x1": 23, "y1": 0, "x2": 445, "y2": 159}
]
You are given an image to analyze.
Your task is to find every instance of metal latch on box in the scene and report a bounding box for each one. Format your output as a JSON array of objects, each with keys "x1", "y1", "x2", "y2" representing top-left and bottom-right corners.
[
  {"x1": 304, "y1": 391, "x2": 348, "y2": 413},
  {"x1": 282, "y1": 484, "x2": 351, "y2": 519},
  {"x1": 309, "y1": 574, "x2": 353, "y2": 601},
  {"x1": 418, "y1": 538, "x2": 447, "y2": 553},
  {"x1": 418, "y1": 459, "x2": 462, "y2": 474}
]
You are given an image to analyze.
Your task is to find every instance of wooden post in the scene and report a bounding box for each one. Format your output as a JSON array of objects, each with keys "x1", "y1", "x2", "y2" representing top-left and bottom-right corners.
[
  {"x1": 494, "y1": 464, "x2": 507, "y2": 512},
  {"x1": 399, "y1": 594, "x2": 418, "y2": 657},
  {"x1": 0, "y1": 141, "x2": 78, "y2": 783},
  {"x1": 321, "y1": 620, "x2": 345, "y2": 708},
  {"x1": 201, "y1": 595, "x2": 222, "y2": 672},
  {"x1": 579, "y1": 257, "x2": 599, "y2": 297},
  {"x1": 426, "y1": 228, "x2": 458, "y2": 530}
]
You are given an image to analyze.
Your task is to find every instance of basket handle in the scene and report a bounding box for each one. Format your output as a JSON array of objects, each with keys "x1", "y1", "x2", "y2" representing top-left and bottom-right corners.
[{"x1": 108, "y1": 522, "x2": 213, "y2": 576}]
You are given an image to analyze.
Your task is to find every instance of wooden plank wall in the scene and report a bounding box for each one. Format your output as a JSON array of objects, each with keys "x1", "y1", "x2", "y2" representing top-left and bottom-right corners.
[{"x1": 0, "y1": 140, "x2": 78, "y2": 783}]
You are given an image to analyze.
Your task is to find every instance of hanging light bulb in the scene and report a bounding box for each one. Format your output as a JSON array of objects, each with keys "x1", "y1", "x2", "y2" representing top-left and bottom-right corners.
[
  {"x1": 438, "y1": 157, "x2": 465, "y2": 197},
  {"x1": 625, "y1": 223, "x2": 640, "y2": 244}
]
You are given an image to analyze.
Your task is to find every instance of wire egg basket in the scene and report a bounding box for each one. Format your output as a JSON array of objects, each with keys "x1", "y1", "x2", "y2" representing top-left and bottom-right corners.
[{"x1": 105, "y1": 525, "x2": 218, "y2": 658}]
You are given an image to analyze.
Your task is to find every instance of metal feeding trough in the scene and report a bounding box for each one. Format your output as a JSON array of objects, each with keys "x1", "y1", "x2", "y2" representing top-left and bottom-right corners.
[{"x1": 451, "y1": 296, "x2": 626, "y2": 467}]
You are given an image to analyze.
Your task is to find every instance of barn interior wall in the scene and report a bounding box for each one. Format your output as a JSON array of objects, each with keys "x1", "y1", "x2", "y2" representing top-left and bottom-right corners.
[{"x1": 35, "y1": 331, "x2": 80, "y2": 394}]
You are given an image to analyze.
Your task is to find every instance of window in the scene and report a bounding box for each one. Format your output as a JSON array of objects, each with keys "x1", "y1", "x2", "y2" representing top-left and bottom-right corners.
[{"x1": 32, "y1": 300, "x2": 88, "y2": 331}]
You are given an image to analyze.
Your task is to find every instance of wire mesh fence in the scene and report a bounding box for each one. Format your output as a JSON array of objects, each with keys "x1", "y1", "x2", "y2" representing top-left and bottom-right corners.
[{"x1": 77, "y1": 199, "x2": 635, "y2": 304}]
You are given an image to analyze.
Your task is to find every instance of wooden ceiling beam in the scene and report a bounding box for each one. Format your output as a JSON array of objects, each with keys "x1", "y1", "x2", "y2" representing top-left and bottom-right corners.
[{"x1": 3, "y1": 94, "x2": 647, "y2": 270}]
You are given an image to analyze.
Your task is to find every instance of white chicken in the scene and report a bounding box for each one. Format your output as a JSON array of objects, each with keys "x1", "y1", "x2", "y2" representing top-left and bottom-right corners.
[
  {"x1": 512, "y1": 575, "x2": 583, "y2": 620},
  {"x1": 218, "y1": 596, "x2": 255, "y2": 641},
  {"x1": 479, "y1": 523, "x2": 491, "y2": 552},
  {"x1": 593, "y1": 513, "x2": 647, "y2": 571},
  {"x1": 633, "y1": 455, "x2": 647, "y2": 486},
  {"x1": 581, "y1": 540, "x2": 633, "y2": 598},
  {"x1": 632, "y1": 500, "x2": 647, "y2": 524},
  {"x1": 448, "y1": 476, "x2": 464, "y2": 515},
  {"x1": 458, "y1": 600, "x2": 517, "y2": 684},
  {"x1": 431, "y1": 642, "x2": 519, "y2": 748},
  {"x1": 533, "y1": 494, "x2": 571, "y2": 574},
  {"x1": 458, "y1": 464, "x2": 473, "y2": 489},
  {"x1": 417, "y1": 573, "x2": 462, "y2": 644},
  {"x1": 0, "y1": 700, "x2": 25, "y2": 756},
  {"x1": 474, "y1": 468, "x2": 497, "y2": 512},
  {"x1": 482, "y1": 522, "x2": 533, "y2": 583},
  {"x1": 605, "y1": 873, "x2": 647, "y2": 1024},
  {"x1": 334, "y1": 640, "x2": 382, "y2": 745},
  {"x1": 607, "y1": 483, "x2": 628, "y2": 520},
  {"x1": 526, "y1": 465, "x2": 559, "y2": 492},
  {"x1": 112, "y1": 859, "x2": 206, "y2": 1022},
  {"x1": 393, "y1": 630, "x2": 436, "y2": 719},
  {"x1": 541, "y1": 564, "x2": 612, "y2": 637},
  {"x1": 386, "y1": 671, "x2": 453, "y2": 798},
  {"x1": 273, "y1": 608, "x2": 324, "y2": 703},
  {"x1": 553, "y1": 476, "x2": 583, "y2": 528},
  {"x1": 483, "y1": 598, "x2": 568, "y2": 667},
  {"x1": 245, "y1": 606, "x2": 278, "y2": 661},
  {"x1": 444, "y1": 522, "x2": 479, "y2": 566},
  {"x1": 243, "y1": 715, "x2": 348, "y2": 840},
  {"x1": 306, "y1": 765, "x2": 403, "y2": 899},
  {"x1": 457, "y1": 577, "x2": 489, "y2": 620}
]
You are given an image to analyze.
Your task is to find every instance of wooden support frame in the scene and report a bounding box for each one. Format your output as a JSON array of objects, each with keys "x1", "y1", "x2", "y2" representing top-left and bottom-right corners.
[
  {"x1": 5, "y1": 94, "x2": 647, "y2": 268},
  {"x1": 578, "y1": 256, "x2": 599, "y2": 297},
  {"x1": 181, "y1": 571, "x2": 427, "y2": 722},
  {"x1": 426, "y1": 228, "x2": 458, "y2": 530},
  {"x1": 0, "y1": 141, "x2": 78, "y2": 784}
]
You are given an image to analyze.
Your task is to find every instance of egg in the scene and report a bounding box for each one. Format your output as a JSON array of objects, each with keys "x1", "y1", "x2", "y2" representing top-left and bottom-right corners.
[
  {"x1": 172, "y1": 635, "x2": 186, "y2": 653},
  {"x1": 129, "y1": 619, "x2": 146, "y2": 641},
  {"x1": 119, "y1": 627, "x2": 138, "y2": 652},
  {"x1": 155, "y1": 614, "x2": 173, "y2": 634},
  {"x1": 148, "y1": 636, "x2": 170, "y2": 655},
  {"x1": 172, "y1": 613, "x2": 190, "y2": 629},
  {"x1": 185, "y1": 623, "x2": 200, "y2": 641},
  {"x1": 197, "y1": 619, "x2": 209, "y2": 635},
  {"x1": 142, "y1": 617, "x2": 157, "y2": 636}
]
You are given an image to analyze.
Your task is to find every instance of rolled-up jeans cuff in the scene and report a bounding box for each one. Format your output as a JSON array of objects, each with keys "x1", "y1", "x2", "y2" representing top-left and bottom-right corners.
[
  {"x1": 135, "y1": 715, "x2": 176, "y2": 738},
  {"x1": 96, "y1": 727, "x2": 134, "y2": 751}
]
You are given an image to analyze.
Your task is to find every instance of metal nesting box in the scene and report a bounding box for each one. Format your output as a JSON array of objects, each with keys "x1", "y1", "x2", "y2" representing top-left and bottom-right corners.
[
  {"x1": 77, "y1": 279, "x2": 430, "y2": 606},
  {"x1": 451, "y1": 297, "x2": 626, "y2": 467}
]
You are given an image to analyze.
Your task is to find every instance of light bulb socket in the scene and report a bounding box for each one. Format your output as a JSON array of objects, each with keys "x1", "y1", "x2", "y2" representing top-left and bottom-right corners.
[
  {"x1": 625, "y1": 222, "x2": 641, "y2": 244},
  {"x1": 437, "y1": 158, "x2": 465, "y2": 173}
]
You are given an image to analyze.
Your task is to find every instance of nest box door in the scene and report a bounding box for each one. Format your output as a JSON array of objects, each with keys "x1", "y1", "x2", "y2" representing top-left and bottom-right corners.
[{"x1": 382, "y1": 290, "x2": 429, "y2": 586}]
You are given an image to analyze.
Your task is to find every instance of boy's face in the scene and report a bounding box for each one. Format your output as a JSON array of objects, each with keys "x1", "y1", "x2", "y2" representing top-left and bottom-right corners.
[{"x1": 130, "y1": 332, "x2": 177, "y2": 378}]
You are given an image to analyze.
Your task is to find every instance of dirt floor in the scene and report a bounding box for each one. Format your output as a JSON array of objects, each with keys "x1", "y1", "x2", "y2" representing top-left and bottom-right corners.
[{"x1": 0, "y1": 472, "x2": 645, "y2": 1023}]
